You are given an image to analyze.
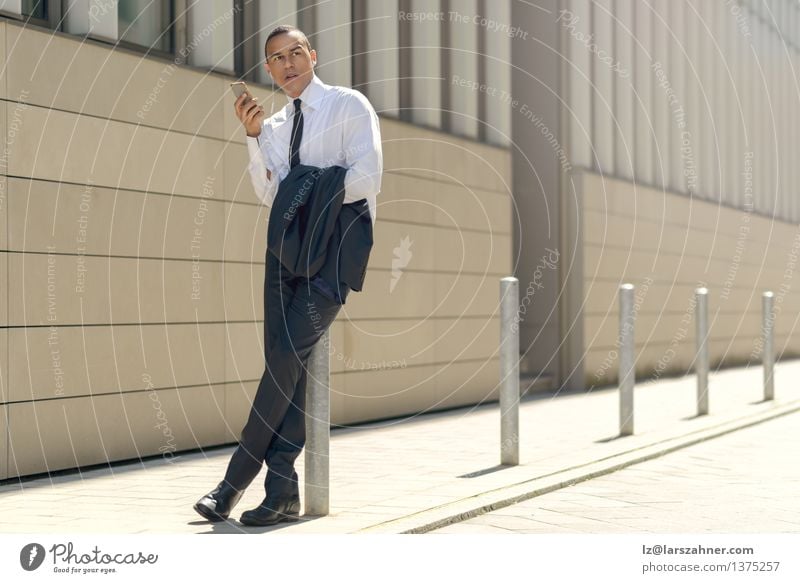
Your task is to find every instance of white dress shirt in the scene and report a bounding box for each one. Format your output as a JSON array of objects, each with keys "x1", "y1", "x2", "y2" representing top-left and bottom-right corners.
[{"x1": 246, "y1": 73, "x2": 383, "y2": 225}]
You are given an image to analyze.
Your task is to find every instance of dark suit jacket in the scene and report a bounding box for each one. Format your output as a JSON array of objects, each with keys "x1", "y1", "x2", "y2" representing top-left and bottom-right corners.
[{"x1": 267, "y1": 163, "x2": 374, "y2": 304}]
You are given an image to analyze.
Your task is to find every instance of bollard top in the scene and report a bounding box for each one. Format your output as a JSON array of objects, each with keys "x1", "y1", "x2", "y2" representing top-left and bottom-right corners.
[
  {"x1": 695, "y1": 287, "x2": 708, "y2": 295},
  {"x1": 619, "y1": 283, "x2": 634, "y2": 291},
  {"x1": 501, "y1": 276, "x2": 519, "y2": 283},
  {"x1": 763, "y1": 290, "x2": 774, "y2": 298}
]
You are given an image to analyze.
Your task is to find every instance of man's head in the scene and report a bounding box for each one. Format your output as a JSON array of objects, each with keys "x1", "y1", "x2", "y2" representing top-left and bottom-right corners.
[{"x1": 264, "y1": 25, "x2": 317, "y2": 99}]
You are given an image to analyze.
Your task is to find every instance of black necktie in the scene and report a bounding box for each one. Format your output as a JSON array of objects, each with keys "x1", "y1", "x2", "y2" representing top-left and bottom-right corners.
[{"x1": 289, "y1": 98, "x2": 303, "y2": 169}]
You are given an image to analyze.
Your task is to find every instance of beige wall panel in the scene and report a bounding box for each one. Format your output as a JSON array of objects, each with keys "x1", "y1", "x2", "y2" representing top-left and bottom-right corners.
[
  {"x1": 434, "y1": 229, "x2": 511, "y2": 278},
  {"x1": 433, "y1": 272, "x2": 498, "y2": 319},
  {"x1": 6, "y1": 23, "x2": 224, "y2": 139},
  {"x1": 8, "y1": 106, "x2": 224, "y2": 198},
  {"x1": 0, "y1": 404, "x2": 6, "y2": 480},
  {"x1": 0, "y1": 404, "x2": 5, "y2": 480},
  {"x1": 435, "y1": 358, "x2": 500, "y2": 410},
  {"x1": 1, "y1": 102, "x2": 6, "y2": 251},
  {"x1": 0, "y1": 329, "x2": 6, "y2": 404},
  {"x1": 581, "y1": 169, "x2": 800, "y2": 386},
  {"x1": 433, "y1": 229, "x2": 511, "y2": 276},
  {"x1": 223, "y1": 380, "x2": 257, "y2": 441},
  {"x1": 332, "y1": 364, "x2": 438, "y2": 426},
  {"x1": 582, "y1": 280, "x2": 800, "y2": 319},
  {"x1": 223, "y1": 202, "x2": 268, "y2": 263},
  {"x1": 439, "y1": 142, "x2": 510, "y2": 194},
  {"x1": 583, "y1": 246, "x2": 771, "y2": 286},
  {"x1": 0, "y1": 21, "x2": 6, "y2": 98},
  {"x1": 433, "y1": 316, "x2": 500, "y2": 364},
  {"x1": 583, "y1": 173, "x2": 738, "y2": 237},
  {"x1": 584, "y1": 209, "x2": 758, "y2": 259},
  {"x1": 370, "y1": 220, "x2": 436, "y2": 273},
  {"x1": 223, "y1": 262, "x2": 264, "y2": 323},
  {"x1": 342, "y1": 269, "x2": 436, "y2": 320},
  {"x1": 373, "y1": 173, "x2": 437, "y2": 225},
  {"x1": 585, "y1": 312, "x2": 764, "y2": 351},
  {"x1": 7, "y1": 178, "x2": 225, "y2": 260},
  {"x1": 343, "y1": 319, "x2": 435, "y2": 370},
  {"x1": 382, "y1": 127, "x2": 510, "y2": 194},
  {"x1": 0, "y1": 250, "x2": 5, "y2": 329},
  {"x1": 382, "y1": 142, "x2": 442, "y2": 181},
  {"x1": 7, "y1": 385, "x2": 228, "y2": 478},
  {"x1": 431, "y1": 186, "x2": 511, "y2": 234},
  {"x1": 222, "y1": 142, "x2": 262, "y2": 205},
  {"x1": 8, "y1": 323, "x2": 226, "y2": 402},
  {"x1": 8, "y1": 254, "x2": 225, "y2": 326}
]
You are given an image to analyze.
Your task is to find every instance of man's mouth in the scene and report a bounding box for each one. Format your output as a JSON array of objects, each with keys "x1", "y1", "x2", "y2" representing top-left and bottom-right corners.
[{"x1": 285, "y1": 73, "x2": 298, "y2": 80}]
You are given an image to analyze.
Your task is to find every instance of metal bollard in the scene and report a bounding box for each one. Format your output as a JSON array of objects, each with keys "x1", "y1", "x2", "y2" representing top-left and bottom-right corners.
[
  {"x1": 500, "y1": 277, "x2": 520, "y2": 465},
  {"x1": 618, "y1": 284, "x2": 635, "y2": 436},
  {"x1": 762, "y1": 291, "x2": 775, "y2": 401},
  {"x1": 304, "y1": 327, "x2": 331, "y2": 515},
  {"x1": 695, "y1": 287, "x2": 709, "y2": 415}
]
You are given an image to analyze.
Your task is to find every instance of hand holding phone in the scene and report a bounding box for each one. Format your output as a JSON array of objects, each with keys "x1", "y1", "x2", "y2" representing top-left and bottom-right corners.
[{"x1": 231, "y1": 82, "x2": 264, "y2": 138}]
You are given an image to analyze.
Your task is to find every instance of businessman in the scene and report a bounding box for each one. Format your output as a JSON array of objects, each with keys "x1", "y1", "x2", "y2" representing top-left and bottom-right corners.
[{"x1": 194, "y1": 25, "x2": 382, "y2": 526}]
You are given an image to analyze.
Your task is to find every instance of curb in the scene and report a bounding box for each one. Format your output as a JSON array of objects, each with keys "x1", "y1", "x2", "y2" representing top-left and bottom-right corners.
[{"x1": 358, "y1": 399, "x2": 800, "y2": 534}]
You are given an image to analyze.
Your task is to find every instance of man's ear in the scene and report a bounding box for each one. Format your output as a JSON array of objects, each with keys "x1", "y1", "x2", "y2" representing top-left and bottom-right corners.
[{"x1": 310, "y1": 48, "x2": 317, "y2": 67}]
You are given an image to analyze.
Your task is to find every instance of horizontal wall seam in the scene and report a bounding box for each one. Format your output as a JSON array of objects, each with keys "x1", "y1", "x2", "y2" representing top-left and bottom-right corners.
[{"x1": 0, "y1": 357, "x2": 500, "y2": 405}]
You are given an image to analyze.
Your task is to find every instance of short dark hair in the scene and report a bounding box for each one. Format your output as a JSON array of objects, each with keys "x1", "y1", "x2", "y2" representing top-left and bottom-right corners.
[{"x1": 265, "y1": 25, "x2": 311, "y2": 59}]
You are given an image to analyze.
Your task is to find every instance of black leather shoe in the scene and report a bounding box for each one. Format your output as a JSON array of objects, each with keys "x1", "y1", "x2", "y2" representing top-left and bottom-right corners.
[
  {"x1": 193, "y1": 481, "x2": 244, "y2": 522},
  {"x1": 239, "y1": 496, "x2": 301, "y2": 527}
]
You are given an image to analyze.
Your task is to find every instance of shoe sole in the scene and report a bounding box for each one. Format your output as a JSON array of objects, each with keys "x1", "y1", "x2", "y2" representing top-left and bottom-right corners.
[
  {"x1": 193, "y1": 502, "x2": 229, "y2": 523},
  {"x1": 239, "y1": 511, "x2": 300, "y2": 527}
]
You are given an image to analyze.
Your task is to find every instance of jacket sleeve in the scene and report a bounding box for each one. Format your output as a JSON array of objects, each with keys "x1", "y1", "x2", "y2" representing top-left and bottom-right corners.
[
  {"x1": 342, "y1": 91, "x2": 383, "y2": 205},
  {"x1": 246, "y1": 128, "x2": 279, "y2": 207}
]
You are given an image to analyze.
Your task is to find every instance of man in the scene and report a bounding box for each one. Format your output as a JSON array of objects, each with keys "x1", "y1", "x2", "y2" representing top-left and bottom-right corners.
[{"x1": 193, "y1": 25, "x2": 382, "y2": 526}]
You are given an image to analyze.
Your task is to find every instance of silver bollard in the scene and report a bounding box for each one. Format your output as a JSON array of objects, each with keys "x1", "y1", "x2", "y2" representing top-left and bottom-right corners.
[
  {"x1": 695, "y1": 287, "x2": 709, "y2": 415},
  {"x1": 762, "y1": 291, "x2": 775, "y2": 401},
  {"x1": 500, "y1": 277, "x2": 520, "y2": 465},
  {"x1": 619, "y1": 284, "x2": 635, "y2": 436},
  {"x1": 304, "y1": 327, "x2": 331, "y2": 515}
]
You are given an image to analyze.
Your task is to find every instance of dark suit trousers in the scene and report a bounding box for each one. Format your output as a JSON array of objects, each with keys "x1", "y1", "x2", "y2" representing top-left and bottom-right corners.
[{"x1": 222, "y1": 251, "x2": 341, "y2": 499}]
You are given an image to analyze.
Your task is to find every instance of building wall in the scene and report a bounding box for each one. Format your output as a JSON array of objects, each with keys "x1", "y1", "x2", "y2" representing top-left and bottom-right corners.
[
  {"x1": 556, "y1": 0, "x2": 800, "y2": 387},
  {"x1": 580, "y1": 170, "x2": 800, "y2": 387},
  {"x1": 0, "y1": 20, "x2": 511, "y2": 479}
]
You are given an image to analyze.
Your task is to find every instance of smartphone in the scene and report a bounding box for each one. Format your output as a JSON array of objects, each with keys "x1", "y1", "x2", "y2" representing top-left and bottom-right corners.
[{"x1": 230, "y1": 81, "x2": 252, "y2": 102}]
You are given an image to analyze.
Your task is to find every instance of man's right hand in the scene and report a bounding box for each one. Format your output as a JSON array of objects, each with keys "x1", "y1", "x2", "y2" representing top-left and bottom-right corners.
[{"x1": 235, "y1": 92, "x2": 265, "y2": 138}]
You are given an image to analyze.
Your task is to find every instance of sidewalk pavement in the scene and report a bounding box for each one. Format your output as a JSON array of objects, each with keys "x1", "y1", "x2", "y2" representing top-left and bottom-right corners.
[
  {"x1": 0, "y1": 360, "x2": 798, "y2": 534},
  {"x1": 433, "y1": 407, "x2": 800, "y2": 533}
]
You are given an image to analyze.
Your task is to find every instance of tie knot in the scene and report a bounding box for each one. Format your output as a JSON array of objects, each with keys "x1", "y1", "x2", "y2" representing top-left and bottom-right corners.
[{"x1": 293, "y1": 98, "x2": 302, "y2": 112}]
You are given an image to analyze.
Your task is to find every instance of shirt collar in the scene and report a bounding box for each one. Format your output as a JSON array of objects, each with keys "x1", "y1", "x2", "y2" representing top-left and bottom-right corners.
[{"x1": 285, "y1": 73, "x2": 327, "y2": 112}]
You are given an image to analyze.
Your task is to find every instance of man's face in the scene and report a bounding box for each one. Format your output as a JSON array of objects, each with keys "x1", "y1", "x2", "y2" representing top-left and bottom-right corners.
[{"x1": 265, "y1": 31, "x2": 317, "y2": 98}]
